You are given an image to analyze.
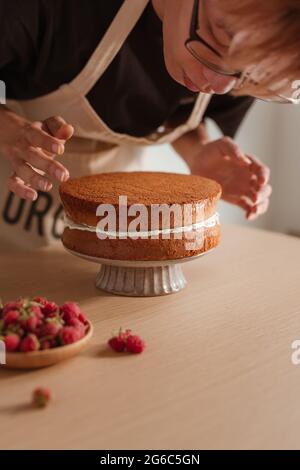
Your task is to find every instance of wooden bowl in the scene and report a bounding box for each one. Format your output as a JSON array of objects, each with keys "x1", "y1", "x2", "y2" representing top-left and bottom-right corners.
[{"x1": 5, "y1": 322, "x2": 94, "y2": 370}]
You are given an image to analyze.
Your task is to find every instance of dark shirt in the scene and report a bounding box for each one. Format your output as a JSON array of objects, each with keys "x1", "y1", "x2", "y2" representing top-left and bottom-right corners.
[{"x1": 0, "y1": 0, "x2": 254, "y2": 138}]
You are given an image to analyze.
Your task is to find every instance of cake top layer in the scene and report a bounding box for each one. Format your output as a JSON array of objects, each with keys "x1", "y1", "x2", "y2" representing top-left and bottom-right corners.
[{"x1": 60, "y1": 172, "x2": 222, "y2": 207}]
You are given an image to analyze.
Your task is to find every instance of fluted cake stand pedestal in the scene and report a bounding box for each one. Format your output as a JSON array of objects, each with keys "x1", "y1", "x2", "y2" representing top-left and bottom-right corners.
[{"x1": 66, "y1": 248, "x2": 214, "y2": 297}]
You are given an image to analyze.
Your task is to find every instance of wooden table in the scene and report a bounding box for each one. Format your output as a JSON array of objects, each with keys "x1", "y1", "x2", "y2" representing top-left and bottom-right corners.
[{"x1": 1, "y1": 224, "x2": 300, "y2": 450}]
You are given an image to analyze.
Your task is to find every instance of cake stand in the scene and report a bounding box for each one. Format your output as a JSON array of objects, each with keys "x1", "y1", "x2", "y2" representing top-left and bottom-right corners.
[{"x1": 65, "y1": 248, "x2": 215, "y2": 297}]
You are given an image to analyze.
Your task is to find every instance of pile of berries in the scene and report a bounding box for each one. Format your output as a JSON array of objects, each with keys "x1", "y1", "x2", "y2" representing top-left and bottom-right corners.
[
  {"x1": 108, "y1": 329, "x2": 145, "y2": 354},
  {"x1": 0, "y1": 297, "x2": 89, "y2": 353}
]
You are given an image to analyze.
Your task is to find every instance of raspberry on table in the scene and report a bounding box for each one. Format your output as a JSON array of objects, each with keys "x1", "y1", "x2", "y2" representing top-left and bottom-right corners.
[
  {"x1": 108, "y1": 329, "x2": 145, "y2": 354},
  {"x1": 32, "y1": 387, "x2": 51, "y2": 408},
  {"x1": 126, "y1": 334, "x2": 145, "y2": 354}
]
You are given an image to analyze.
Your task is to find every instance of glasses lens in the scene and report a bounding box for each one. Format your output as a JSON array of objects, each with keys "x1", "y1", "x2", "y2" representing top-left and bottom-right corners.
[{"x1": 186, "y1": 40, "x2": 238, "y2": 77}]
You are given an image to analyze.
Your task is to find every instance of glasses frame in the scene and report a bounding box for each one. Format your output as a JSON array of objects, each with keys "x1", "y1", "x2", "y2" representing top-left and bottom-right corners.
[{"x1": 184, "y1": 0, "x2": 241, "y2": 78}]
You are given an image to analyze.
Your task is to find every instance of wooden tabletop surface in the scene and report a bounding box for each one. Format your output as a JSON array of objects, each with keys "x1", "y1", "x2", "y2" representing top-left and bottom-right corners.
[{"x1": 1, "y1": 224, "x2": 300, "y2": 450}]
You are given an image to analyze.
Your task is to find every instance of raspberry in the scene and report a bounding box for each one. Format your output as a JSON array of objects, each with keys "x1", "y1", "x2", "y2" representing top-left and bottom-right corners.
[
  {"x1": 78, "y1": 312, "x2": 88, "y2": 325},
  {"x1": 19, "y1": 306, "x2": 42, "y2": 333},
  {"x1": 61, "y1": 306, "x2": 88, "y2": 328},
  {"x1": 3, "y1": 301, "x2": 20, "y2": 315},
  {"x1": 60, "y1": 302, "x2": 81, "y2": 319},
  {"x1": 43, "y1": 302, "x2": 59, "y2": 317},
  {"x1": 34, "y1": 297, "x2": 58, "y2": 317},
  {"x1": 59, "y1": 326, "x2": 82, "y2": 345},
  {"x1": 65, "y1": 316, "x2": 85, "y2": 332},
  {"x1": 4, "y1": 310, "x2": 20, "y2": 326},
  {"x1": 20, "y1": 334, "x2": 40, "y2": 352},
  {"x1": 38, "y1": 322, "x2": 61, "y2": 340},
  {"x1": 108, "y1": 336, "x2": 127, "y2": 352},
  {"x1": 126, "y1": 334, "x2": 145, "y2": 354},
  {"x1": 32, "y1": 387, "x2": 51, "y2": 408},
  {"x1": 108, "y1": 329, "x2": 132, "y2": 353},
  {"x1": 30, "y1": 305, "x2": 43, "y2": 320},
  {"x1": 62, "y1": 311, "x2": 78, "y2": 326},
  {"x1": 24, "y1": 315, "x2": 39, "y2": 333},
  {"x1": 4, "y1": 334, "x2": 21, "y2": 352}
]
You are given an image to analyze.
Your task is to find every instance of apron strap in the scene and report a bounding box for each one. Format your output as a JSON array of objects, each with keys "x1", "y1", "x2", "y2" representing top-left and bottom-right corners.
[
  {"x1": 186, "y1": 92, "x2": 212, "y2": 129},
  {"x1": 70, "y1": 0, "x2": 149, "y2": 96}
]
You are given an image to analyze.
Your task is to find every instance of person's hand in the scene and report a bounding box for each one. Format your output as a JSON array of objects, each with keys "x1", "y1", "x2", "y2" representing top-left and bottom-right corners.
[
  {"x1": 188, "y1": 137, "x2": 272, "y2": 220},
  {"x1": 0, "y1": 106, "x2": 74, "y2": 201}
]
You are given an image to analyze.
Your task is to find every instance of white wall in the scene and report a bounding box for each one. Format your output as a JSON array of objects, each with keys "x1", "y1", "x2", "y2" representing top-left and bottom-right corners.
[{"x1": 266, "y1": 105, "x2": 300, "y2": 235}]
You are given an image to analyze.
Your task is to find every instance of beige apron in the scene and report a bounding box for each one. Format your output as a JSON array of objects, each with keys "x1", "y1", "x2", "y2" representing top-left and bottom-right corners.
[{"x1": 0, "y1": 0, "x2": 211, "y2": 250}]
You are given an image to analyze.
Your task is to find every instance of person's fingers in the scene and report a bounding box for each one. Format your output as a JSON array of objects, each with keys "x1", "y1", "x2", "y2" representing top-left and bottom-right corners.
[
  {"x1": 223, "y1": 194, "x2": 253, "y2": 213},
  {"x1": 247, "y1": 154, "x2": 270, "y2": 185},
  {"x1": 247, "y1": 186, "x2": 272, "y2": 220},
  {"x1": 257, "y1": 184, "x2": 272, "y2": 204},
  {"x1": 43, "y1": 116, "x2": 74, "y2": 141},
  {"x1": 11, "y1": 157, "x2": 53, "y2": 192},
  {"x1": 248, "y1": 189, "x2": 259, "y2": 204},
  {"x1": 238, "y1": 198, "x2": 254, "y2": 213},
  {"x1": 21, "y1": 146, "x2": 69, "y2": 183},
  {"x1": 7, "y1": 174, "x2": 38, "y2": 201},
  {"x1": 245, "y1": 187, "x2": 258, "y2": 204},
  {"x1": 23, "y1": 122, "x2": 65, "y2": 155},
  {"x1": 250, "y1": 174, "x2": 264, "y2": 192},
  {"x1": 247, "y1": 199, "x2": 270, "y2": 221},
  {"x1": 225, "y1": 189, "x2": 271, "y2": 220},
  {"x1": 248, "y1": 183, "x2": 272, "y2": 204},
  {"x1": 218, "y1": 137, "x2": 252, "y2": 165}
]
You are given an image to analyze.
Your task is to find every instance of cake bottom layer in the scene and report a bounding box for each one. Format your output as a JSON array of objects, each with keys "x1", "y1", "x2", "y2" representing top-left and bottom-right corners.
[{"x1": 62, "y1": 225, "x2": 221, "y2": 261}]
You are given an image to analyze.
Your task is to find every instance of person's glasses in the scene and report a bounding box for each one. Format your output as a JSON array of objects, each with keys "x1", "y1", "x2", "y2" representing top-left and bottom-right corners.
[
  {"x1": 184, "y1": 0, "x2": 299, "y2": 104},
  {"x1": 185, "y1": 0, "x2": 240, "y2": 78}
]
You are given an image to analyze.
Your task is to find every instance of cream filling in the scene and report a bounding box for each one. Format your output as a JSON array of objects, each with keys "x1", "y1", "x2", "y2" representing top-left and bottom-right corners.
[{"x1": 64, "y1": 213, "x2": 220, "y2": 237}]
